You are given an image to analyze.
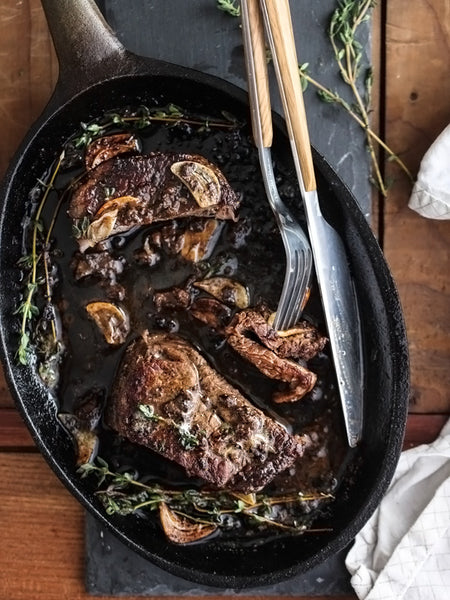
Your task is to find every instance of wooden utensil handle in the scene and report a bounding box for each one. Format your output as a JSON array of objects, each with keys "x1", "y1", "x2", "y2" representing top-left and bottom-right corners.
[
  {"x1": 262, "y1": 0, "x2": 316, "y2": 191},
  {"x1": 242, "y1": 0, "x2": 273, "y2": 148}
]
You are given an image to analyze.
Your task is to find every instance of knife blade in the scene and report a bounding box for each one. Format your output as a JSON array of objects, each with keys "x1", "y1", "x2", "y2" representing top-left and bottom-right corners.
[{"x1": 260, "y1": 0, "x2": 364, "y2": 447}]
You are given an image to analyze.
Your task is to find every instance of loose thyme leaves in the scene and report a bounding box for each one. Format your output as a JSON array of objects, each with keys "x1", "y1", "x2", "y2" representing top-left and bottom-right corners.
[
  {"x1": 72, "y1": 216, "x2": 90, "y2": 239},
  {"x1": 138, "y1": 404, "x2": 201, "y2": 450}
]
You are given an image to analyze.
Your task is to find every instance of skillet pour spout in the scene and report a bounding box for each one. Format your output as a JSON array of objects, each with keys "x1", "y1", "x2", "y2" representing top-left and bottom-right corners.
[{"x1": 0, "y1": 0, "x2": 409, "y2": 588}]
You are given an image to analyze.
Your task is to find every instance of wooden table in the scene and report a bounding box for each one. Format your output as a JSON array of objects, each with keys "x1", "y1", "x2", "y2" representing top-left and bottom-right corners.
[{"x1": 0, "y1": 1, "x2": 449, "y2": 598}]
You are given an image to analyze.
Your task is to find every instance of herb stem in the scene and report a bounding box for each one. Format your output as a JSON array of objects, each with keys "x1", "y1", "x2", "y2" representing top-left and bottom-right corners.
[
  {"x1": 80, "y1": 459, "x2": 334, "y2": 534},
  {"x1": 119, "y1": 115, "x2": 236, "y2": 129},
  {"x1": 17, "y1": 151, "x2": 65, "y2": 362},
  {"x1": 299, "y1": 71, "x2": 413, "y2": 184}
]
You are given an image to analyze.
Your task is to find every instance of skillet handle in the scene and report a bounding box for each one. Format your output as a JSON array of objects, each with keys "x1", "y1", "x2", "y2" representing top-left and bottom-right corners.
[{"x1": 40, "y1": 0, "x2": 144, "y2": 104}]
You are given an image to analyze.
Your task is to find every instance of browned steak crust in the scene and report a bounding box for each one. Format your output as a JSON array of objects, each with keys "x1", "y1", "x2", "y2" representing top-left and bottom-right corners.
[
  {"x1": 106, "y1": 331, "x2": 304, "y2": 492},
  {"x1": 69, "y1": 152, "x2": 239, "y2": 222}
]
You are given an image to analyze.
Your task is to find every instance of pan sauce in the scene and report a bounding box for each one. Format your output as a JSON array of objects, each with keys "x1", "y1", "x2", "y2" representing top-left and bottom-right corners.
[{"x1": 25, "y1": 106, "x2": 353, "y2": 540}]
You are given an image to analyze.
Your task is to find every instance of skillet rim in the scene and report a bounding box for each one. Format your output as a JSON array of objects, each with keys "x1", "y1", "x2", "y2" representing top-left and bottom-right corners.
[{"x1": 0, "y1": 70, "x2": 409, "y2": 588}]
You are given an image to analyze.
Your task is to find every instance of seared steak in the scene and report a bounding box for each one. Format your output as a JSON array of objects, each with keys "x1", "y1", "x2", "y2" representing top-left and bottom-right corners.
[
  {"x1": 69, "y1": 152, "x2": 239, "y2": 223},
  {"x1": 225, "y1": 308, "x2": 327, "y2": 403},
  {"x1": 106, "y1": 331, "x2": 304, "y2": 492}
]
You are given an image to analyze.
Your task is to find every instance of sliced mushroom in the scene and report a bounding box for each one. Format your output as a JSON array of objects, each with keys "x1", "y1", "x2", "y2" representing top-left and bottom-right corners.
[
  {"x1": 80, "y1": 210, "x2": 117, "y2": 251},
  {"x1": 85, "y1": 301, "x2": 130, "y2": 345},
  {"x1": 194, "y1": 276, "x2": 249, "y2": 308},
  {"x1": 159, "y1": 503, "x2": 217, "y2": 544},
  {"x1": 85, "y1": 133, "x2": 141, "y2": 170},
  {"x1": 190, "y1": 297, "x2": 231, "y2": 330},
  {"x1": 170, "y1": 161, "x2": 221, "y2": 208},
  {"x1": 80, "y1": 196, "x2": 142, "y2": 250},
  {"x1": 58, "y1": 413, "x2": 99, "y2": 466},
  {"x1": 180, "y1": 219, "x2": 224, "y2": 262},
  {"x1": 73, "y1": 388, "x2": 104, "y2": 430}
]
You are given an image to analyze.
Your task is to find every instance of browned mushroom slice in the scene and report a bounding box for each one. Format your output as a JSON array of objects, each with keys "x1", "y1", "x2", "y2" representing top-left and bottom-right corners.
[
  {"x1": 190, "y1": 297, "x2": 232, "y2": 330},
  {"x1": 58, "y1": 413, "x2": 99, "y2": 466},
  {"x1": 85, "y1": 133, "x2": 141, "y2": 170},
  {"x1": 85, "y1": 301, "x2": 130, "y2": 345},
  {"x1": 80, "y1": 195, "x2": 143, "y2": 251},
  {"x1": 170, "y1": 160, "x2": 221, "y2": 208},
  {"x1": 193, "y1": 276, "x2": 249, "y2": 308},
  {"x1": 154, "y1": 285, "x2": 192, "y2": 312},
  {"x1": 180, "y1": 219, "x2": 224, "y2": 262},
  {"x1": 159, "y1": 503, "x2": 217, "y2": 544}
]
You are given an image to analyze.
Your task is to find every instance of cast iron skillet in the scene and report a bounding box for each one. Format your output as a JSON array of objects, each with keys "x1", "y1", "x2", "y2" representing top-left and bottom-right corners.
[{"x1": 0, "y1": 0, "x2": 409, "y2": 588}]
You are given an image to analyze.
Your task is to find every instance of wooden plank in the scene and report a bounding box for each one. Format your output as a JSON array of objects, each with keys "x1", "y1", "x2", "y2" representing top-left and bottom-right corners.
[
  {"x1": 0, "y1": 408, "x2": 35, "y2": 448},
  {"x1": 402, "y1": 413, "x2": 449, "y2": 450},
  {"x1": 0, "y1": 0, "x2": 57, "y2": 177},
  {"x1": 0, "y1": 364, "x2": 14, "y2": 408},
  {"x1": 0, "y1": 454, "x2": 355, "y2": 600},
  {"x1": 383, "y1": 0, "x2": 450, "y2": 413},
  {"x1": 0, "y1": 0, "x2": 56, "y2": 407}
]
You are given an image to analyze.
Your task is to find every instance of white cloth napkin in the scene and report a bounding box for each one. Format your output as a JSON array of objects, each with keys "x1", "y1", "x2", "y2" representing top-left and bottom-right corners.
[
  {"x1": 408, "y1": 124, "x2": 450, "y2": 219},
  {"x1": 346, "y1": 418, "x2": 450, "y2": 600}
]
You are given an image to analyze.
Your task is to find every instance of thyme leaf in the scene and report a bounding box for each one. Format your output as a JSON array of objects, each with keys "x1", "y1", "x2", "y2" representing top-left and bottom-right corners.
[
  {"x1": 216, "y1": 0, "x2": 240, "y2": 18},
  {"x1": 296, "y1": 0, "x2": 412, "y2": 194},
  {"x1": 72, "y1": 216, "x2": 90, "y2": 239},
  {"x1": 138, "y1": 404, "x2": 201, "y2": 450}
]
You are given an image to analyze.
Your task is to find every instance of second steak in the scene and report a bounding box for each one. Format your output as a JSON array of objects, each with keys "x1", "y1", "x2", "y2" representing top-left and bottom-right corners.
[{"x1": 106, "y1": 331, "x2": 304, "y2": 493}]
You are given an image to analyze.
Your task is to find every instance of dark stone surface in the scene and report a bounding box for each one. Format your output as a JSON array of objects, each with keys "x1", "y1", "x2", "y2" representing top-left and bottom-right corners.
[
  {"x1": 85, "y1": 1, "x2": 370, "y2": 595},
  {"x1": 97, "y1": 0, "x2": 372, "y2": 218},
  {"x1": 85, "y1": 514, "x2": 354, "y2": 596}
]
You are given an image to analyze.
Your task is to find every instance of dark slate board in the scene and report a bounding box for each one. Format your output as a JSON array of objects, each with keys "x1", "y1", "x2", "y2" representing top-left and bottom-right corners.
[
  {"x1": 86, "y1": 0, "x2": 370, "y2": 595},
  {"x1": 85, "y1": 514, "x2": 354, "y2": 596},
  {"x1": 96, "y1": 0, "x2": 372, "y2": 218}
]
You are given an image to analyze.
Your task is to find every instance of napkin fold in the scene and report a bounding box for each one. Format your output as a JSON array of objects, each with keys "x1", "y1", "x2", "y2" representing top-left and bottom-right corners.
[
  {"x1": 408, "y1": 124, "x2": 450, "y2": 219},
  {"x1": 346, "y1": 419, "x2": 450, "y2": 600}
]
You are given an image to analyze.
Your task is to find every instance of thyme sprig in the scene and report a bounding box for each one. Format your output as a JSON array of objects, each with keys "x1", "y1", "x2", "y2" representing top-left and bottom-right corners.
[
  {"x1": 326, "y1": 0, "x2": 412, "y2": 194},
  {"x1": 299, "y1": 1, "x2": 412, "y2": 194},
  {"x1": 16, "y1": 151, "x2": 65, "y2": 365},
  {"x1": 72, "y1": 104, "x2": 239, "y2": 149},
  {"x1": 223, "y1": 0, "x2": 412, "y2": 194},
  {"x1": 78, "y1": 457, "x2": 333, "y2": 533}
]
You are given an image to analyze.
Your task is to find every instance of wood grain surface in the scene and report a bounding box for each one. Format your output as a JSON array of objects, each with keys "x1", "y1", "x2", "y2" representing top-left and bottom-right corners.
[
  {"x1": 383, "y1": 0, "x2": 450, "y2": 413},
  {"x1": 0, "y1": 0, "x2": 449, "y2": 598}
]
